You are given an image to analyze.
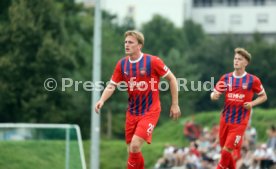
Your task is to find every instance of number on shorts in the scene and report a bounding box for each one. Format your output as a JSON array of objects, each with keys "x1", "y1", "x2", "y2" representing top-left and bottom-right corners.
[
  {"x1": 147, "y1": 123, "x2": 154, "y2": 136},
  {"x1": 234, "y1": 135, "x2": 241, "y2": 146}
]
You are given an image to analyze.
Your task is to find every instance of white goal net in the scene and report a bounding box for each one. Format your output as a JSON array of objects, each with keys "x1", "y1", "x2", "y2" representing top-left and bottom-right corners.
[{"x1": 0, "y1": 123, "x2": 87, "y2": 169}]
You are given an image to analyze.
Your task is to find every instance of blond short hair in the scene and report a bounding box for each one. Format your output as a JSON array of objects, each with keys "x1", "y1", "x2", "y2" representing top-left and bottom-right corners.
[
  {"x1": 235, "y1": 48, "x2": 251, "y2": 62},
  {"x1": 125, "y1": 30, "x2": 144, "y2": 47}
]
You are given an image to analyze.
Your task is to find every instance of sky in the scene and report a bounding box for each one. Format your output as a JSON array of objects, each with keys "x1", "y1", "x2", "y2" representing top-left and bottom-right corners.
[{"x1": 101, "y1": 0, "x2": 185, "y2": 28}]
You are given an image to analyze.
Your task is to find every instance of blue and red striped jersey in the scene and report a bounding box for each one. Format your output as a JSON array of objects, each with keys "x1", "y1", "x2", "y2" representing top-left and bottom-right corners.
[
  {"x1": 110, "y1": 53, "x2": 170, "y2": 116},
  {"x1": 214, "y1": 72, "x2": 264, "y2": 125}
]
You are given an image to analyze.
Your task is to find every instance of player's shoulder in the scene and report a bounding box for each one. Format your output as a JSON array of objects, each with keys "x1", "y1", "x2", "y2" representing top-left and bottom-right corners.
[
  {"x1": 145, "y1": 54, "x2": 164, "y2": 63},
  {"x1": 143, "y1": 53, "x2": 155, "y2": 59},
  {"x1": 246, "y1": 73, "x2": 261, "y2": 82},
  {"x1": 117, "y1": 56, "x2": 128, "y2": 64},
  {"x1": 220, "y1": 72, "x2": 233, "y2": 78}
]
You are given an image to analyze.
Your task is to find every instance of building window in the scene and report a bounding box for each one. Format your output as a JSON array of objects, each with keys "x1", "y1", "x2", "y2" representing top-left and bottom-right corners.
[
  {"x1": 257, "y1": 14, "x2": 268, "y2": 24},
  {"x1": 227, "y1": 0, "x2": 238, "y2": 6},
  {"x1": 193, "y1": 0, "x2": 213, "y2": 7},
  {"x1": 230, "y1": 15, "x2": 241, "y2": 25},
  {"x1": 254, "y1": 0, "x2": 265, "y2": 5},
  {"x1": 204, "y1": 15, "x2": 215, "y2": 24}
]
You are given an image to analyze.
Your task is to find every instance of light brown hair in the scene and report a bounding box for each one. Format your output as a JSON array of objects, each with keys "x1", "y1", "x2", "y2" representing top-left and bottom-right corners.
[
  {"x1": 124, "y1": 30, "x2": 144, "y2": 47},
  {"x1": 235, "y1": 48, "x2": 251, "y2": 62}
]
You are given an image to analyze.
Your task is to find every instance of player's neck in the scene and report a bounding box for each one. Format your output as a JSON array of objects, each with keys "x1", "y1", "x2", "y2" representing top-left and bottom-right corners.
[
  {"x1": 129, "y1": 52, "x2": 142, "y2": 62},
  {"x1": 234, "y1": 69, "x2": 246, "y2": 77}
]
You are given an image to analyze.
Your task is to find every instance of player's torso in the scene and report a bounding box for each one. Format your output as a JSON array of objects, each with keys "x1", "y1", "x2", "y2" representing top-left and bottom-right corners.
[
  {"x1": 120, "y1": 54, "x2": 161, "y2": 115},
  {"x1": 224, "y1": 73, "x2": 255, "y2": 105},
  {"x1": 221, "y1": 73, "x2": 255, "y2": 124},
  {"x1": 120, "y1": 55, "x2": 160, "y2": 95}
]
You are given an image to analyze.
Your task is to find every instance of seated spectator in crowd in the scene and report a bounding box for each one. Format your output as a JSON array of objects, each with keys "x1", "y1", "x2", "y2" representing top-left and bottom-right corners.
[
  {"x1": 210, "y1": 123, "x2": 219, "y2": 143},
  {"x1": 267, "y1": 125, "x2": 276, "y2": 151},
  {"x1": 236, "y1": 146, "x2": 253, "y2": 169},
  {"x1": 154, "y1": 144, "x2": 176, "y2": 169},
  {"x1": 245, "y1": 125, "x2": 258, "y2": 150},
  {"x1": 185, "y1": 148, "x2": 201, "y2": 169},
  {"x1": 198, "y1": 134, "x2": 211, "y2": 155},
  {"x1": 183, "y1": 120, "x2": 201, "y2": 141},
  {"x1": 253, "y1": 143, "x2": 276, "y2": 169},
  {"x1": 189, "y1": 141, "x2": 200, "y2": 157}
]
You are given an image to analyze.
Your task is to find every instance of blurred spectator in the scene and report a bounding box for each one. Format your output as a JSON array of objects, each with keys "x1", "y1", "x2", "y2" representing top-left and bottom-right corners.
[
  {"x1": 253, "y1": 143, "x2": 276, "y2": 169},
  {"x1": 189, "y1": 141, "x2": 200, "y2": 157},
  {"x1": 236, "y1": 146, "x2": 253, "y2": 169},
  {"x1": 267, "y1": 125, "x2": 276, "y2": 151},
  {"x1": 245, "y1": 125, "x2": 257, "y2": 150},
  {"x1": 198, "y1": 134, "x2": 211, "y2": 154},
  {"x1": 185, "y1": 148, "x2": 201, "y2": 169},
  {"x1": 183, "y1": 120, "x2": 201, "y2": 141},
  {"x1": 210, "y1": 123, "x2": 219, "y2": 142},
  {"x1": 154, "y1": 144, "x2": 176, "y2": 169}
]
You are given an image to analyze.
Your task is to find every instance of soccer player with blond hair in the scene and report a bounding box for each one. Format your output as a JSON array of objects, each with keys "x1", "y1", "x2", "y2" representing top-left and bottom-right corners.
[
  {"x1": 95, "y1": 30, "x2": 181, "y2": 169},
  {"x1": 211, "y1": 47, "x2": 267, "y2": 169}
]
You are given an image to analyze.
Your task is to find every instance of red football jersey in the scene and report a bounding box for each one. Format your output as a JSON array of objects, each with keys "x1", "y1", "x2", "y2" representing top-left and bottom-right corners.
[
  {"x1": 110, "y1": 53, "x2": 170, "y2": 115},
  {"x1": 214, "y1": 72, "x2": 264, "y2": 125}
]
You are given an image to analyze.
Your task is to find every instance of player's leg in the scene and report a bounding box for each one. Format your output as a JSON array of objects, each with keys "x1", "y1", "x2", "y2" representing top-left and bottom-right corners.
[
  {"x1": 125, "y1": 114, "x2": 144, "y2": 169},
  {"x1": 217, "y1": 146, "x2": 234, "y2": 169},
  {"x1": 130, "y1": 112, "x2": 160, "y2": 169},
  {"x1": 127, "y1": 135, "x2": 145, "y2": 169},
  {"x1": 217, "y1": 121, "x2": 232, "y2": 169},
  {"x1": 219, "y1": 119, "x2": 228, "y2": 148},
  {"x1": 218, "y1": 124, "x2": 247, "y2": 169}
]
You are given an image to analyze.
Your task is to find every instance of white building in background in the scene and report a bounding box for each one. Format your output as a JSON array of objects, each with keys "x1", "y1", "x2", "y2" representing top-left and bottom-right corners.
[{"x1": 184, "y1": 0, "x2": 276, "y2": 39}]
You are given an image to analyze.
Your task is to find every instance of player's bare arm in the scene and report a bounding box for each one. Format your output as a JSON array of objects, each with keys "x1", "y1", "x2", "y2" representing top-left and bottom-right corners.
[
  {"x1": 210, "y1": 91, "x2": 221, "y2": 101},
  {"x1": 244, "y1": 92, "x2": 267, "y2": 109},
  {"x1": 164, "y1": 72, "x2": 181, "y2": 120},
  {"x1": 95, "y1": 83, "x2": 116, "y2": 113}
]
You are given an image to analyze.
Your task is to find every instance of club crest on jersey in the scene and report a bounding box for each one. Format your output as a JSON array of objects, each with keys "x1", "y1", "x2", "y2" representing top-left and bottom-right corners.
[
  {"x1": 140, "y1": 67, "x2": 146, "y2": 76},
  {"x1": 242, "y1": 83, "x2": 248, "y2": 89}
]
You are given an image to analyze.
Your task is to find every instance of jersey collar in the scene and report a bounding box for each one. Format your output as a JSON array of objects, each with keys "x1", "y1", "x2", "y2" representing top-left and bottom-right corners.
[
  {"x1": 233, "y1": 71, "x2": 247, "y2": 78},
  {"x1": 129, "y1": 53, "x2": 143, "y2": 63}
]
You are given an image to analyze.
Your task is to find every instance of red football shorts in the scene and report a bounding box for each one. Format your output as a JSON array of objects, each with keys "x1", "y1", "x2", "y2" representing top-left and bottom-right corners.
[
  {"x1": 125, "y1": 111, "x2": 160, "y2": 144},
  {"x1": 219, "y1": 118, "x2": 247, "y2": 150}
]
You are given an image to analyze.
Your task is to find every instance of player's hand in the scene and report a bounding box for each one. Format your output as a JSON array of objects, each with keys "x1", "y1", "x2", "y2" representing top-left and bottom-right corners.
[
  {"x1": 170, "y1": 104, "x2": 181, "y2": 120},
  {"x1": 95, "y1": 100, "x2": 104, "y2": 114},
  {"x1": 211, "y1": 92, "x2": 220, "y2": 101},
  {"x1": 243, "y1": 102, "x2": 253, "y2": 109}
]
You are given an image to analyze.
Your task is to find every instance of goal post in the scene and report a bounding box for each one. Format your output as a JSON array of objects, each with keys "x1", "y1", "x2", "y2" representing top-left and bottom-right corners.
[{"x1": 0, "y1": 123, "x2": 87, "y2": 169}]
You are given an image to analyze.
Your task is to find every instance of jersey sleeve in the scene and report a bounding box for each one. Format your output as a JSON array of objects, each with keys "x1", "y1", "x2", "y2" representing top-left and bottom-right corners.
[
  {"x1": 214, "y1": 75, "x2": 227, "y2": 93},
  {"x1": 252, "y1": 76, "x2": 265, "y2": 95},
  {"x1": 110, "y1": 60, "x2": 123, "y2": 85},
  {"x1": 152, "y1": 56, "x2": 170, "y2": 78}
]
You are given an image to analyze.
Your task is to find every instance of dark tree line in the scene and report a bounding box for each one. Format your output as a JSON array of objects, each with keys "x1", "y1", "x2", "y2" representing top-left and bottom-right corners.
[{"x1": 0, "y1": 0, "x2": 275, "y2": 139}]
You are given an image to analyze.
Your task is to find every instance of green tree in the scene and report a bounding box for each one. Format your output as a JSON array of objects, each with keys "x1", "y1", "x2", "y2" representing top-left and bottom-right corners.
[
  {"x1": 142, "y1": 15, "x2": 183, "y2": 56},
  {"x1": 0, "y1": 0, "x2": 76, "y2": 122},
  {"x1": 247, "y1": 34, "x2": 276, "y2": 108}
]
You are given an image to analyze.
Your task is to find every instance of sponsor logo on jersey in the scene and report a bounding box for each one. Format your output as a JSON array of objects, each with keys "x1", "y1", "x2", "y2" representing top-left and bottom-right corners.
[
  {"x1": 140, "y1": 67, "x2": 146, "y2": 75},
  {"x1": 228, "y1": 93, "x2": 245, "y2": 99}
]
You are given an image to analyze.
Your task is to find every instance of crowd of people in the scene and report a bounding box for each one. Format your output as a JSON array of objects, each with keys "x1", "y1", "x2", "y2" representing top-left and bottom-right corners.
[{"x1": 154, "y1": 123, "x2": 276, "y2": 169}]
